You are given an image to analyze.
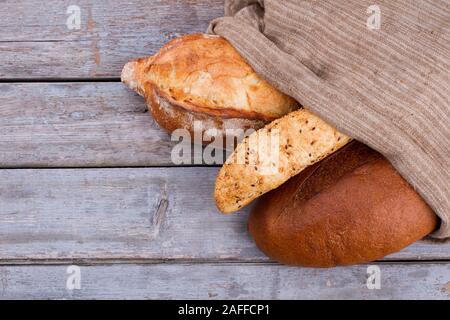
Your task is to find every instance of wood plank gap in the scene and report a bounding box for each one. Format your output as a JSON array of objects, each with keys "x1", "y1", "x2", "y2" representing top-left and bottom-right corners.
[{"x1": 1, "y1": 258, "x2": 450, "y2": 267}]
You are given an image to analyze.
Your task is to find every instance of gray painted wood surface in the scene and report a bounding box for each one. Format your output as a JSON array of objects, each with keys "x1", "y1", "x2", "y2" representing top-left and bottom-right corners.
[
  {"x1": 1, "y1": 263, "x2": 450, "y2": 299},
  {"x1": 0, "y1": 167, "x2": 448, "y2": 262},
  {"x1": 0, "y1": 0, "x2": 223, "y2": 79},
  {"x1": 0, "y1": 0, "x2": 448, "y2": 300},
  {"x1": 0, "y1": 83, "x2": 208, "y2": 167}
]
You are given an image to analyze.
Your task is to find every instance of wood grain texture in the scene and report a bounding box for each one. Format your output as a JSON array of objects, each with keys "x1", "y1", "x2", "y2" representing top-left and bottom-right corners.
[
  {"x1": 0, "y1": 167, "x2": 448, "y2": 262},
  {"x1": 0, "y1": 0, "x2": 448, "y2": 300},
  {"x1": 0, "y1": 82, "x2": 221, "y2": 167},
  {"x1": 1, "y1": 263, "x2": 450, "y2": 299},
  {"x1": 0, "y1": 0, "x2": 223, "y2": 79}
]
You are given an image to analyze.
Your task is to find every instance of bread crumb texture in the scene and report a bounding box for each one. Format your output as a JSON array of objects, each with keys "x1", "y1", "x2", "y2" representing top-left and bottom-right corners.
[{"x1": 215, "y1": 108, "x2": 351, "y2": 213}]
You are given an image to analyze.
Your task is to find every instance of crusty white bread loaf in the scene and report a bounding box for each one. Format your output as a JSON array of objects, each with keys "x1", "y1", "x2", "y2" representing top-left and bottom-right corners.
[
  {"x1": 215, "y1": 109, "x2": 351, "y2": 213},
  {"x1": 121, "y1": 34, "x2": 299, "y2": 143}
]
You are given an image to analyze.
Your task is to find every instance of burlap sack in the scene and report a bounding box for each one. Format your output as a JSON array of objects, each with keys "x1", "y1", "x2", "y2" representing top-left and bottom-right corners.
[{"x1": 208, "y1": 0, "x2": 450, "y2": 238}]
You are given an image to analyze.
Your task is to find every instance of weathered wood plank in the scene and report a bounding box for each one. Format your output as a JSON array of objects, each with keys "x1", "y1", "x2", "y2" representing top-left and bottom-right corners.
[
  {"x1": 0, "y1": 83, "x2": 220, "y2": 167},
  {"x1": 0, "y1": 0, "x2": 223, "y2": 79},
  {"x1": 0, "y1": 167, "x2": 448, "y2": 261},
  {"x1": 1, "y1": 263, "x2": 450, "y2": 299}
]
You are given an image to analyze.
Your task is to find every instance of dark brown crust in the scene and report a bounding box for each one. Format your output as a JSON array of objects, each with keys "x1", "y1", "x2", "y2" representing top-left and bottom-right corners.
[{"x1": 248, "y1": 141, "x2": 438, "y2": 267}]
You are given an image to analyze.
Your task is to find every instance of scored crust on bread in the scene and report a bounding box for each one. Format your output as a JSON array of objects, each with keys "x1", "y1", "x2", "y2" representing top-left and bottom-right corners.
[
  {"x1": 215, "y1": 108, "x2": 351, "y2": 213},
  {"x1": 148, "y1": 85, "x2": 267, "y2": 144},
  {"x1": 121, "y1": 34, "x2": 299, "y2": 141}
]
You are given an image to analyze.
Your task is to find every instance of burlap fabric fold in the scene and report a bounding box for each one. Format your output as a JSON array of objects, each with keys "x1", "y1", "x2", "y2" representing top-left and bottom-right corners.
[{"x1": 208, "y1": 0, "x2": 450, "y2": 238}]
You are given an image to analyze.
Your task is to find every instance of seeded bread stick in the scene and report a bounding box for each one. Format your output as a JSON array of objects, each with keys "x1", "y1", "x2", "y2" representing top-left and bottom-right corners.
[{"x1": 215, "y1": 108, "x2": 351, "y2": 213}]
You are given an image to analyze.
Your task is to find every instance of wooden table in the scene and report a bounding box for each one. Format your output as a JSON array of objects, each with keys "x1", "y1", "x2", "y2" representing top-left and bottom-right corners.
[{"x1": 1, "y1": 0, "x2": 449, "y2": 300}]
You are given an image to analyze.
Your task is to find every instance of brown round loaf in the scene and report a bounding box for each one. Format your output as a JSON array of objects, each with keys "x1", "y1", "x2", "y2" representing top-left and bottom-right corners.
[{"x1": 248, "y1": 141, "x2": 438, "y2": 267}]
